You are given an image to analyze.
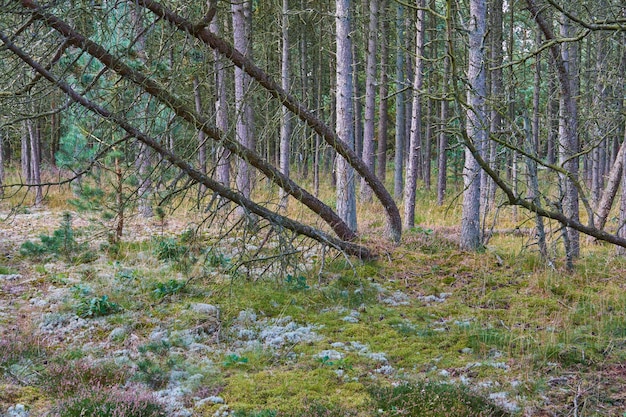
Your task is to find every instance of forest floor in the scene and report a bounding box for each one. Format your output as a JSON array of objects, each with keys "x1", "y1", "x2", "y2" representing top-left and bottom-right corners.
[{"x1": 2, "y1": 204, "x2": 626, "y2": 416}]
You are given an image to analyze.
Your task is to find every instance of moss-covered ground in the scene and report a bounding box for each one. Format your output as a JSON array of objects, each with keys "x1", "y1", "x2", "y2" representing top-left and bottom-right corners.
[{"x1": 2, "y1": 193, "x2": 626, "y2": 416}]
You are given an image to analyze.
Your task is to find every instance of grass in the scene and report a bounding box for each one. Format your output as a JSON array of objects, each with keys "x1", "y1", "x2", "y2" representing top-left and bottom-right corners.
[{"x1": 4, "y1": 169, "x2": 626, "y2": 415}]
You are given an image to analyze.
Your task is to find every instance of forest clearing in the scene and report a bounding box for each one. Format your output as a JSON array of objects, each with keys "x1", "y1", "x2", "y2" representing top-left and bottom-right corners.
[{"x1": 1, "y1": 0, "x2": 626, "y2": 415}]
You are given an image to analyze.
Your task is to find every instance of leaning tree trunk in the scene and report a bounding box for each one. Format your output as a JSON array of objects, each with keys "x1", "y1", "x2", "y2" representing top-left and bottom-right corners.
[
  {"x1": 360, "y1": 0, "x2": 379, "y2": 202},
  {"x1": 403, "y1": 0, "x2": 425, "y2": 230},
  {"x1": 460, "y1": 0, "x2": 487, "y2": 250},
  {"x1": 335, "y1": 0, "x2": 357, "y2": 232}
]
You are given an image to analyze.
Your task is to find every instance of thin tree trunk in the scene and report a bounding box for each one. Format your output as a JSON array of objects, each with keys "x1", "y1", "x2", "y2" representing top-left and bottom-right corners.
[
  {"x1": 360, "y1": 0, "x2": 378, "y2": 202},
  {"x1": 193, "y1": 75, "x2": 207, "y2": 196},
  {"x1": 131, "y1": 3, "x2": 153, "y2": 217},
  {"x1": 336, "y1": 0, "x2": 358, "y2": 231},
  {"x1": 26, "y1": 117, "x2": 43, "y2": 206},
  {"x1": 403, "y1": 0, "x2": 425, "y2": 230},
  {"x1": 524, "y1": 116, "x2": 549, "y2": 262},
  {"x1": 393, "y1": 4, "x2": 405, "y2": 200},
  {"x1": 279, "y1": 0, "x2": 292, "y2": 209},
  {"x1": 376, "y1": 1, "x2": 389, "y2": 183},
  {"x1": 461, "y1": 0, "x2": 487, "y2": 250},
  {"x1": 594, "y1": 140, "x2": 626, "y2": 231},
  {"x1": 437, "y1": 12, "x2": 451, "y2": 206},
  {"x1": 353, "y1": 42, "x2": 363, "y2": 159},
  {"x1": 486, "y1": 0, "x2": 503, "y2": 206},
  {"x1": 21, "y1": 124, "x2": 31, "y2": 185},
  {"x1": 211, "y1": 10, "x2": 230, "y2": 187},
  {"x1": 558, "y1": 13, "x2": 580, "y2": 260},
  {"x1": 232, "y1": 0, "x2": 255, "y2": 204}
]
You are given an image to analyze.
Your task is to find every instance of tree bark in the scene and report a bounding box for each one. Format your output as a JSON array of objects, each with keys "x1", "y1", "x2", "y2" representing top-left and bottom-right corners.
[
  {"x1": 336, "y1": 0, "x2": 358, "y2": 232},
  {"x1": 403, "y1": 0, "x2": 425, "y2": 230},
  {"x1": 437, "y1": 14, "x2": 451, "y2": 206},
  {"x1": 393, "y1": 4, "x2": 406, "y2": 201},
  {"x1": 461, "y1": 0, "x2": 487, "y2": 250},
  {"x1": 210, "y1": 10, "x2": 230, "y2": 187},
  {"x1": 193, "y1": 75, "x2": 208, "y2": 196},
  {"x1": 232, "y1": 0, "x2": 255, "y2": 205},
  {"x1": 279, "y1": 0, "x2": 292, "y2": 209},
  {"x1": 360, "y1": 0, "x2": 378, "y2": 202},
  {"x1": 594, "y1": 139, "x2": 626, "y2": 231},
  {"x1": 26, "y1": 117, "x2": 43, "y2": 206},
  {"x1": 376, "y1": 3, "x2": 389, "y2": 184}
]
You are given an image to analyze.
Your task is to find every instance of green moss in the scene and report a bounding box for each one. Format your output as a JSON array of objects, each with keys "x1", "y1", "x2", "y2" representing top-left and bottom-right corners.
[{"x1": 223, "y1": 367, "x2": 369, "y2": 413}]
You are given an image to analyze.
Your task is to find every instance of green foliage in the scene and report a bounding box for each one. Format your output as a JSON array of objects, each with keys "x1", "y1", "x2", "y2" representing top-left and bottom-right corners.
[
  {"x1": 151, "y1": 279, "x2": 186, "y2": 299},
  {"x1": 134, "y1": 359, "x2": 169, "y2": 389},
  {"x1": 223, "y1": 354, "x2": 249, "y2": 367},
  {"x1": 75, "y1": 295, "x2": 121, "y2": 318},
  {"x1": 285, "y1": 274, "x2": 309, "y2": 291},
  {"x1": 153, "y1": 230, "x2": 199, "y2": 274},
  {"x1": 20, "y1": 213, "x2": 96, "y2": 263},
  {"x1": 154, "y1": 237, "x2": 187, "y2": 262},
  {"x1": 316, "y1": 355, "x2": 351, "y2": 370},
  {"x1": 369, "y1": 382, "x2": 511, "y2": 417},
  {"x1": 138, "y1": 340, "x2": 172, "y2": 356},
  {"x1": 206, "y1": 250, "x2": 231, "y2": 269}
]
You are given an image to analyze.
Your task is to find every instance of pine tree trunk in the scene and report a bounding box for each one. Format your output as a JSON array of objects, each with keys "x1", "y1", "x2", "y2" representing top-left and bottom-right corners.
[
  {"x1": 437, "y1": 52, "x2": 449, "y2": 206},
  {"x1": 393, "y1": 4, "x2": 405, "y2": 200},
  {"x1": 132, "y1": 3, "x2": 153, "y2": 217},
  {"x1": 210, "y1": 12, "x2": 230, "y2": 187},
  {"x1": 360, "y1": 0, "x2": 379, "y2": 202},
  {"x1": 193, "y1": 76, "x2": 207, "y2": 196},
  {"x1": 403, "y1": 0, "x2": 425, "y2": 229},
  {"x1": 486, "y1": 0, "x2": 503, "y2": 206},
  {"x1": 376, "y1": 1, "x2": 389, "y2": 183},
  {"x1": 232, "y1": 0, "x2": 255, "y2": 204},
  {"x1": 336, "y1": 0, "x2": 358, "y2": 231},
  {"x1": 279, "y1": 0, "x2": 292, "y2": 209},
  {"x1": 26, "y1": 117, "x2": 43, "y2": 206},
  {"x1": 460, "y1": 0, "x2": 487, "y2": 250},
  {"x1": 21, "y1": 124, "x2": 31, "y2": 185}
]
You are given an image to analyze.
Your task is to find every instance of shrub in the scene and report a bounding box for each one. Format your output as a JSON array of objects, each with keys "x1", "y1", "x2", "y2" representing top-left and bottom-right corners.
[
  {"x1": 43, "y1": 359, "x2": 128, "y2": 398},
  {"x1": 20, "y1": 212, "x2": 96, "y2": 263},
  {"x1": 75, "y1": 295, "x2": 121, "y2": 318},
  {"x1": 369, "y1": 382, "x2": 511, "y2": 417},
  {"x1": 151, "y1": 279, "x2": 186, "y2": 299},
  {"x1": 53, "y1": 385, "x2": 165, "y2": 417}
]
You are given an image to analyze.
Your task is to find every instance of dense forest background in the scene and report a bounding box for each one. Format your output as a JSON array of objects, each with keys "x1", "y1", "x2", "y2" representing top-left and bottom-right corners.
[{"x1": 0, "y1": 0, "x2": 625, "y2": 264}]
